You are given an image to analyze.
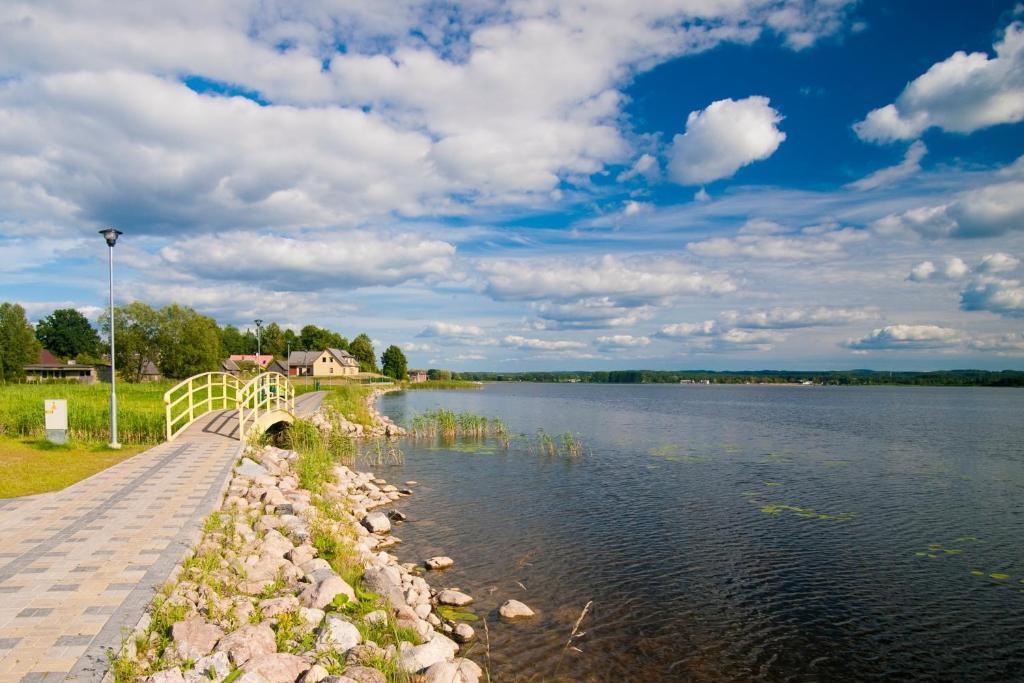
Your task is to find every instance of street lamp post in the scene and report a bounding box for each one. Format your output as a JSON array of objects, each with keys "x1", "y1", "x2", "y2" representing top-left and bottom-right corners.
[
  {"x1": 254, "y1": 319, "x2": 263, "y2": 370},
  {"x1": 99, "y1": 228, "x2": 123, "y2": 449}
]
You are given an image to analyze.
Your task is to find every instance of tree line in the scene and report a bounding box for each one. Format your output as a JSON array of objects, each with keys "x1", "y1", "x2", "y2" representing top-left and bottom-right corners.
[{"x1": 0, "y1": 301, "x2": 410, "y2": 383}]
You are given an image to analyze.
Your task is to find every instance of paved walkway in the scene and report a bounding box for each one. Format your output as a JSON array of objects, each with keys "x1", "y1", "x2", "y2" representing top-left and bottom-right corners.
[{"x1": 0, "y1": 392, "x2": 326, "y2": 682}]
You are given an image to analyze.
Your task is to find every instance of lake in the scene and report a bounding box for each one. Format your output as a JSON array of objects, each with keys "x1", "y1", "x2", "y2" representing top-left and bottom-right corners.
[{"x1": 369, "y1": 383, "x2": 1024, "y2": 681}]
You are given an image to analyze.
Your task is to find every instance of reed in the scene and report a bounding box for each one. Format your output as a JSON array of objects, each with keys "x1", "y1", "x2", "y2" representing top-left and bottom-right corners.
[
  {"x1": 402, "y1": 379, "x2": 481, "y2": 390},
  {"x1": 0, "y1": 382, "x2": 169, "y2": 444},
  {"x1": 408, "y1": 409, "x2": 507, "y2": 438},
  {"x1": 553, "y1": 600, "x2": 592, "y2": 678},
  {"x1": 531, "y1": 429, "x2": 585, "y2": 457}
]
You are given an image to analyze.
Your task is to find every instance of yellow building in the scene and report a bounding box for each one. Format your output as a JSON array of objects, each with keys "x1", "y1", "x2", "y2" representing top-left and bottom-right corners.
[{"x1": 287, "y1": 348, "x2": 360, "y2": 377}]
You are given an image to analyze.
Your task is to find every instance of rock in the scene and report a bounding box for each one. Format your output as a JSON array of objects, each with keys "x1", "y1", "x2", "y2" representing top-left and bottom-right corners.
[
  {"x1": 363, "y1": 610, "x2": 388, "y2": 627},
  {"x1": 261, "y1": 530, "x2": 295, "y2": 558},
  {"x1": 437, "y1": 590, "x2": 473, "y2": 607},
  {"x1": 330, "y1": 666, "x2": 386, "y2": 683},
  {"x1": 396, "y1": 633, "x2": 459, "y2": 673},
  {"x1": 171, "y1": 617, "x2": 224, "y2": 661},
  {"x1": 146, "y1": 669, "x2": 184, "y2": 683},
  {"x1": 361, "y1": 512, "x2": 391, "y2": 534},
  {"x1": 299, "y1": 664, "x2": 330, "y2": 683},
  {"x1": 215, "y1": 623, "x2": 276, "y2": 666},
  {"x1": 499, "y1": 599, "x2": 535, "y2": 620},
  {"x1": 424, "y1": 556, "x2": 453, "y2": 571},
  {"x1": 300, "y1": 575, "x2": 356, "y2": 610},
  {"x1": 193, "y1": 651, "x2": 231, "y2": 681},
  {"x1": 258, "y1": 595, "x2": 299, "y2": 618},
  {"x1": 241, "y1": 653, "x2": 311, "y2": 682},
  {"x1": 384, "y1": 510, "x2": 406, "y2": 522},
  {"x1": 452, "y1": 623, "x2": 475, "y2": 643},
  {"x1": 233, "y1": 672, "x2": 271, "y2": 683},
  {"x1": 236, "y1": 458, "x2": 269, "y2": 478},
  {"x1": 274, "y1": 503, "x2": 295, "y2": 515},
  {"x1": 286, "y1": 545, "x2": 317, "y2": 566},
  {"x1": 414, "y1": 603, "x2": 432, "y2": 620},
  {"x1": 361, "y1": 567, "x2": 406, "y2": 609},
  {"x1": 316, "y1": 615, "x2": 362, "y2": 652},
  {"x1": 405, "y1": 481, "x2": 418, "y2": 486},
  {"x1": 423, "y1": 659, "x2": 483, "y2": 683},
  {"x1": 299, "y1": 607, "x2": 325, "y2": 631}
]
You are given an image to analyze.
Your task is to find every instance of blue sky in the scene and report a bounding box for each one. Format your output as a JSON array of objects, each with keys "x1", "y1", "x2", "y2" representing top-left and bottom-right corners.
[{"x1": 1, "y1": 0, "x2": 1023, "y2": 370}]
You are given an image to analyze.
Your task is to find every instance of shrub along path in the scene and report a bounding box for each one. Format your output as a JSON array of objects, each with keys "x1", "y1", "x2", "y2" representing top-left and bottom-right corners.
[{"x1": 0, "y1": 393, "x2": 326, "y2": 682}]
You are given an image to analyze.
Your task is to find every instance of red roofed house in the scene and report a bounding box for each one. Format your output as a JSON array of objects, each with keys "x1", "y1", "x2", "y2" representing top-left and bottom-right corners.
[
  {"x1": 24, "y1": 349, "x2": 99, "y2": 384},
  {"x1": 229, "y1": 354, "x2": 274, "y2": 370}
]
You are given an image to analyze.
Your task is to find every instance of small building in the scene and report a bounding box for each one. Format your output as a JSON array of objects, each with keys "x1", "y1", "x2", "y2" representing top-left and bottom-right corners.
[
  {"x1": 408, "y1": 369, "x2": 428, "y2": 383},
  {"x1": 220, "y1": 358, "x2": 241, "y2": 377},
  {"x1": 287, "y1": 349, "x2": 359, "y2": 377},
  {"x1": 228, "y1": 354, "x2": 274, "y2": 370},
  {"x1": 266, "y1": 358, "x2": 289, "y2": 376},
  {"x1": 24, "y1": 350, "x2": 98, "y2": 384},
  {"x1": 96, "y1": 358, "x2": 162, "y2": 383}
]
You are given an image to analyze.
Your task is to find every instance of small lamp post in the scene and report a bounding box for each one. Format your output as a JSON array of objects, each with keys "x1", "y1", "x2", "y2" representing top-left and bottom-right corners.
[
  {"x1": 254, "y1": 319, "x2": 263, "y2": 369},
  {"x1": 99, "y1": 227, "x2": 123, "y2": 449}
]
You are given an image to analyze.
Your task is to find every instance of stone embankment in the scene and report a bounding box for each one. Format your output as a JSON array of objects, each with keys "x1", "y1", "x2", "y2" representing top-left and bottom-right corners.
[{"x1": 123, "y1": 442, "x2": 481, "y2": 680}]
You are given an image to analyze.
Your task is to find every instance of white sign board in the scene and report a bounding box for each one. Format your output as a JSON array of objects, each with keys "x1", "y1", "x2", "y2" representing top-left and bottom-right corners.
[{"x1": 44, "y1": 399, "x2": 68, "y2": 430}]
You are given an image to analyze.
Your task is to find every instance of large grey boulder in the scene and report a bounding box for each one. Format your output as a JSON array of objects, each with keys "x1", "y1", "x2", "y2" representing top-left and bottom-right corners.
[
  {"x1": 396, "y1": 633, "x2": 459, "y2": 673},
  {"x1": 361, "y1": 567, "x2": 406, "y2": 609},
  {"x1": 423, "y1": 659, "x2": 483, "y2": 683},
  {"x1": 300, "y1": 574, "x2": 356, "y2": 610},
  {"x1": 215, "y1": 623, "x2": 276, "y2": 666},
  {"x1": 437, "y1": 590, "x2": 473, "y2": 607},
  {"x1": 361, "y1": 512, "x2": 391, "y2": 534},
  {"x1": 424, "y1": 556, "x2": 453, "y2": 570},
  {"x1": 498, "y1": 599, "x2": 535, "y2": 620},
  {"x1": 235, "y1": 458, "x2": 269, "y2": 478},
  {"x1": 241, "y1": 653, "x2": 311, "y2": 682}
]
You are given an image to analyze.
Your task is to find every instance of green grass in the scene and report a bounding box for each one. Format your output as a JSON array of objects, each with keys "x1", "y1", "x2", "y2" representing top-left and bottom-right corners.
[
  {"x1": 0, "y1": 435, "x2": 146, "y2": 497},
  {"x1": 402, "y1": 379, "x2": 481, "y2": 390},
  {"x1": 0, "y1": 382, "x2": 169, "y2": 444},
  {"x1": 316, "y1": 384, "x2": 377, "y2": 428}
]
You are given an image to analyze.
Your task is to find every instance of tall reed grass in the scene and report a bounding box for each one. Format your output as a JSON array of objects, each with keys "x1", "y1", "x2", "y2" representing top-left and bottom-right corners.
[
  {"x1": 409, "y1": 409, "x2": 507, "y2": 438},
  {"x1": 0, "y1": 382, "x2": 168, "y2": 444}
]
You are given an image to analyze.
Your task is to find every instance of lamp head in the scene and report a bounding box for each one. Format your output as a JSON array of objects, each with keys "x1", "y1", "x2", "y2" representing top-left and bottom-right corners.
[
  {"x1": 99, "y1": 228, "x2": 123, "y2": 247},
  {"x1": 254, "y1": 319, "x2": 264, "y2": 328}
]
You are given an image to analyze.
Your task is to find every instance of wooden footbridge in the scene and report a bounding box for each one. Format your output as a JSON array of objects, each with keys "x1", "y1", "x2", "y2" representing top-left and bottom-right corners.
[{"x1": 164, "y1": 371, "x2": 323, "y2": 442}]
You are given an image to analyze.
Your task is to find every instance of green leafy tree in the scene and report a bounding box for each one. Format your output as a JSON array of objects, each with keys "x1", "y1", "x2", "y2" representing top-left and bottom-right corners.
[
  {"x1": 34, "y1": 308, "x2": 101, "y2": 359},
  {"x1": 156, "y1": 305, "x2": 222, "y2": 379},
  {"x1": 241, "y1": 329, "x2": 257, "y2": 355},
  {"x1": 349, "y1": 333, "x2": 378, "y2": 373},
  {"x1": 101, "y1": 302, "x2": 161, "y2": 383},
  {"x1": 299, "y1": 324, "x2": 348, "y2": 351},
  {"x1": 283, "y1": 328, "x2": 299, "y2": 356},
  {"x1": 260, "y1": 322, "x2": 286, "y2": 358},
  {"x1": 427, "y1": 368, "x2": 453, "y2": 380},
  {"x1": 0, "y1": 302, "x2": 41, "y2": 382},
  {"x1": 220, "y1": 325, "x2": 248, "y2": 355},
  {"x1": 381, "y1": 345, "x2": 408, "y2": 380}
]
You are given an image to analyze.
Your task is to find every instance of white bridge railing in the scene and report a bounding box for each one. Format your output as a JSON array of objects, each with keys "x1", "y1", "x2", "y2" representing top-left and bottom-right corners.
[
  {"x1": 237, "y1": 371, "x2": 295, "y2": 441},
  {"x1": 163, "y1": 371, "x2": 295, "y2": 442}
]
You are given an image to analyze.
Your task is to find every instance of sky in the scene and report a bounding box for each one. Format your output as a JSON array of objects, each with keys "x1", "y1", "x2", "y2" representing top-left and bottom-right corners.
[{"x1": 2, "y1": 0, "x2": 1024, "y2": 371}]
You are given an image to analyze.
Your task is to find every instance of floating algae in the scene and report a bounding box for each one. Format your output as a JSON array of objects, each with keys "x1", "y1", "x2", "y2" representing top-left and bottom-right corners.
[
  {"x1": 971, "y1": 570, "x2": 985, "y2": 576},
  {"x1": 764, "y1": 481, "x2": 783, "y2": 487},
  {"x1": 914, "y1": 541, "x2": 966, "y2": 559},
  {"x1": 990, "y1": 573, "x2": 1011, "y2": 580},
  {"x1": 755, "y1": 501, "x2": 853, "y2": 522}
]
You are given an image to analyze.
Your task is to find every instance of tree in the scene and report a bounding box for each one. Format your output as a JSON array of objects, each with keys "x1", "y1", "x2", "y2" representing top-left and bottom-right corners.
[
  {"x1": 35, "y1": 308, "x2": 101, "y2": 360},
  {"x1": 0, "y1": 302, "x2": 41, "y2": 382},
  {"x1": 102, "y1": 302, "x2": 161, "y2": 383},
  {"x1": 220, "y1": 325, "x2": 248, "y2": 355},
  {"x1": 427, "y1": 368, "x2": 453, "y2": 380},
  {"x1": 261, "y1": 322, "x2": 285, "y2": 358},
  {"x1": 283, "y1": 328, "x2": 299, "y2": 356},
  {"x1": 349, "y1": 333, "x2": 378, "y2": 372},
  {"x1": 381, "y1": 345, "x2": 408, "y2": 380},
  {"x1": 299, "y1": 324, "x2": 348, "y2": 351},
  {"x1": 156, "y1": 305, "x2": 222, "y2": 379}
]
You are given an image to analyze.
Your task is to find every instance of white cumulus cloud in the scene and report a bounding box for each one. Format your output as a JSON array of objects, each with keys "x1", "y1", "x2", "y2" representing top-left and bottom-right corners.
[
  {"x1": 594, "y1": 334, "x2": 651, "y2": 350},
  {"x1": 668, "y1": 96, "x2": 786, "y2": 185},
  {"x1": 848, "y1": 141, "x2": 927, "y2": 190},
  {"x1": 872, "y1": 179, "x2": 1024, "y2": 239},
  {"x1": 854, "y1": 21, "x2": 1024, "y2": 142},
  {"x1": 688, "y1": 222, "x2": 868, "y2": 260},
  {"x1": 501, "y1": 335, "x2": 587, "y2": 352},
  {"x1": 844, "y1": 324, "x2": 962, "y2": 350},
  {"x1": 720, "y1": 306, "x2": 879, "y2": 328},
  {"x1": 907, "y1": 258, "x2": 969, "y2": 282},
  {"x1": 960, "y1": 277, "x2": 1024, "y2": 318}
]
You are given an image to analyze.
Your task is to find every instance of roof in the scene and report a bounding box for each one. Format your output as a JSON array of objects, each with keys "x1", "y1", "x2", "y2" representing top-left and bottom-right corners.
[
  {"x1": 38, "y1": 349, "x2": 62, "y2": 365},
  {"x1": 220, "y1": 358, "x2": 240, "y2": 371},
  {"x1": 141, "y1": 360, "x2": 161, "y2": 375},
  {"x1": 266, "y1": 359, "x2": 288, "y2": 374},
  {"x1": 228, "y1": 354, "x2": 274, "y2": 367},
  {"x1": 25, "y1": 349, "x2": 96, "y2": 371},
  {"x1": 288, "y1": 348, "x2": 358, "y2": 367}
]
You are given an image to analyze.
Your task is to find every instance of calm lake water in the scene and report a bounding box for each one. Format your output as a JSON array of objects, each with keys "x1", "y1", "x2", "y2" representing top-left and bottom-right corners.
[{"x1": 370, "y1": 384, "x2": 1024, "y2": 682}]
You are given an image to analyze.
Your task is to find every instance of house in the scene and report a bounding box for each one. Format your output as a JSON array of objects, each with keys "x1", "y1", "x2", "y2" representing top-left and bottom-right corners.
[
  {"x1": 220, "y1": 358, "x2": 241, "y2": 377},
  {"x1": 266, "y1": 358, "x2": 289, "y2": 376},
  {"x1": 408, "y1": 370, "x2": 428, "y2": 383},
  {"x1": 97, "y1": 358, "x2": 162, "y2": 383},
  {"x1": 24, "y1": 349, "x2": 98, "y2": 384},
  {"x1": 228, "y1": 354, "x2": 274, "y2": 369},
  {"x1": 287, "y1": 349, "x2": 359, "y2": 377}
]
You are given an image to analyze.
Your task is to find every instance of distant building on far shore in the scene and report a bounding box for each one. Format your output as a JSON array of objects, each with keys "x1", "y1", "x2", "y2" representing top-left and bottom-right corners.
[
  {"x1": 408, "y1": 369, "x2": 428, "y2": 383},
  {"x1": 229, "y1": 353, "x2": 274, "y2": 369}
]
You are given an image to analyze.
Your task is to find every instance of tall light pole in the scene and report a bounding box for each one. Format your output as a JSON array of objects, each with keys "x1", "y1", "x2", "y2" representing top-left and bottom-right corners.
[
  {"x1": 99, "y1": 228, "x2": 123, "y2": 449},
  {"x1": 254, "y1": 319, "x2": 263, "y2": 370}
]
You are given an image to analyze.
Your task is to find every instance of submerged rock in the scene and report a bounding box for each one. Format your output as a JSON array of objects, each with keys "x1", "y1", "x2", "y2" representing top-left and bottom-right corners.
[
  {"x1": 424, "y1": 556, "x2": 454, "y2": 570},
  {"x1": 498, "y1": 599, "x2": 535, "y2": 620},
  {"x1": 437, "y1": 590, "x2": 473, "y2": 607}
]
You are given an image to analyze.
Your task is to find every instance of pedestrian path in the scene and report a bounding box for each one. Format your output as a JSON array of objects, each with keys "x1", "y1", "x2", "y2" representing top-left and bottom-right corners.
[{"x1": 0, "y1": 392, "x2": 326, "y2": 681}]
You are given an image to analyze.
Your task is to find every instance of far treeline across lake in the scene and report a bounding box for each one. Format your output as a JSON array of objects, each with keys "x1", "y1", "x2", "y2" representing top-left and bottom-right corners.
[{"x1": 453, "y1": 369, "x2": 1024, "y2": 387}]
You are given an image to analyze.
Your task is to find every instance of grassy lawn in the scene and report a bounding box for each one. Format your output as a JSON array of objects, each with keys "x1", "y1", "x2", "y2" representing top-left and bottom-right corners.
[
  {"x1": 0, "y1": 435, "x2": 147, "y2": 498},
  {"x1": 319, "y1": 384, "x2": 376, "y2": 427}
]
